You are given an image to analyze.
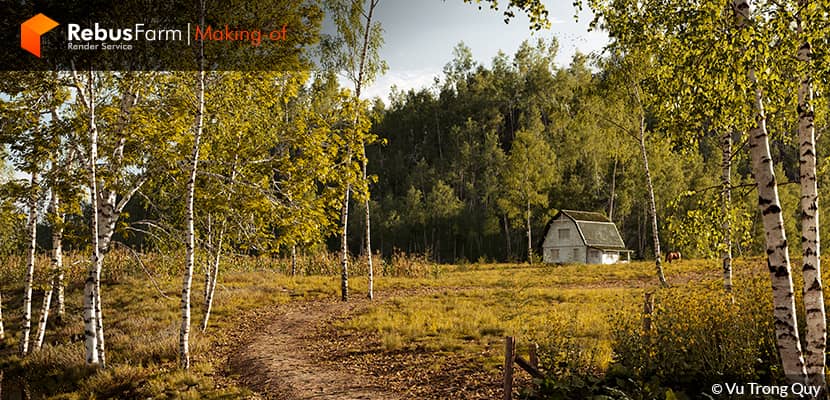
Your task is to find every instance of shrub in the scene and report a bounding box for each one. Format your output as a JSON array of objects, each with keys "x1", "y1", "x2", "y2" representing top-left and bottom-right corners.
[{"x1": 610, "y1": 278, "x2": 778, "y2": 393}]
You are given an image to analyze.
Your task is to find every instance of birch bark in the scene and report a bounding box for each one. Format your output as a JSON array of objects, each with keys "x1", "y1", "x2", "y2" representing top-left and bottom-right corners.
[
  {"x1": 796, "y1": 0, "x2": 826, "y2": 389},
  {"x1": 20, "y1": 172, "x2": 38, "y2": 355},
  {"x1": 638, "y1": 112, "x2": 667, "y2": 287},
  {"x1": 340, "y1": 181, "x2": 351, "y2": 302},
  {"x1": 34, "y1": 192, "x2": 62, "y2": 350},
  {"x1": 721, "y1": 132, "x2": 733, "y2": 293},
  {"x1": 733, "y1": 0, "x2": 808, "y2": 383},
  {"x1": 84, "y1": 69, "x2": 100, "y2": 365},
  {"x1": 181, "y1": 6, "x2": 205, "y2": 367}
]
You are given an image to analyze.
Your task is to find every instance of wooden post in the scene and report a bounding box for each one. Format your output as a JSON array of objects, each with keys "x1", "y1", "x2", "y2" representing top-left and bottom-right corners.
[
  {"x1": 504, "y1": 336, "x2": 515, "y2": 400},
  {"x1": 529, "y1": 342, "x2": 539, "y2": 369},
  {"x1": 643, "y1": 292, "x2": 655, "y2": 333}
]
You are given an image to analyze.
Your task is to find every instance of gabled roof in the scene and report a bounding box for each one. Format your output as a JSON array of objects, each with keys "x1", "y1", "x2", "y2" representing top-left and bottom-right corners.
[{"x1": 551, "y1": 210, "x2": 628, "y2": 250}]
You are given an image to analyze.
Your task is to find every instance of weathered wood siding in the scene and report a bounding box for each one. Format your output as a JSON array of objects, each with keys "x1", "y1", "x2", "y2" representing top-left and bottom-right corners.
[{"x1": 542, "y1": 218, "x2": 586, "y2": 263}]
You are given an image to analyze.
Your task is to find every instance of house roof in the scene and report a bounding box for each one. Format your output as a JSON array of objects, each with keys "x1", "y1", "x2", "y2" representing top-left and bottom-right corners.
[
  {"x1": 558, "y1": 210, "x2": 612, "y2": 223},
  {"x1": 553, "y1": 210, "x2": 628, "y2": 250}
]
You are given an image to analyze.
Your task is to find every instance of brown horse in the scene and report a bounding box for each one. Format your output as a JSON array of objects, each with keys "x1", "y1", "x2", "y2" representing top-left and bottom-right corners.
[{"x1": 666, "y1": 251, "x2": 682, "y2": 263}]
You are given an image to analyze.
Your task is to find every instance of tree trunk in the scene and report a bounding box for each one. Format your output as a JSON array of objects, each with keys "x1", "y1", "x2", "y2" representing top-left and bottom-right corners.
[
  {"x1": 609, "y1": 157, "x2": 617, "y2": 220},
  {"x1": 504, "y1": 214, "x2": 512, "y2": 261},
  {"x1": 202, "y1": 155, "x2": 236, "y2": 330},
  {"x1": 638, "y1": 114, "x2": 667, "y2": 287},
  {"x1": 35, "y1": 192, "x2": 63, "y2": 350},
  {"x1": 733, "y1": 0, "x2": 808, "y2": 383},
  {"x1": 0, "y1": 290, "x2": 4, "y2": 343},
  {"x1": 748, "y1": 69, "x2": 808, "y2": 383},
  {"x1": 20, "y1": 172, "x2": 38, "y2": 356},
  {"x1": 200, "y1": 220, "x2": 224, "y2": 332},
  {"x1": 526, "y1": 199, "x2": 532, "y2": 264},
  {"x1": 84, "y1": 69, "x2": 101, "y2": 365},
  {"x1": 340, "y1": 183, "x2": 351, "y2": 302},
  {"x1": 291, "y1": 245, "x2": 297, "y2": 276},
  {"x1": 93, "y1": 198, "x2": 107, "y2": 366},
  {"x1": 365, "y1": 174, "x2": 373, "y2": 300},
  {"x1": 204, "y1": 214, "x2": 212, "y2": 304},
  {"x1": 181, "y1": 12, "x2": 205, "y2": 368},
  {"x1": 797, "y1": 1, "x2": 826, "y2": 389},
  {"x1": 721, "y1": 132, "x2": 733, "y2": 293}
]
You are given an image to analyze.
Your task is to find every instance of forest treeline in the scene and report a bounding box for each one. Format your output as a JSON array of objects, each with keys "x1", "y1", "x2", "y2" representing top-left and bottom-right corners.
[{"x1": 361, "y1": 39, "x2": 830, "y2": 263}]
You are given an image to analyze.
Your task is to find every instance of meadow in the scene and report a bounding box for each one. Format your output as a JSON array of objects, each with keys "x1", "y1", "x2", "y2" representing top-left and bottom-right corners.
[{"x1": 0, "y1": 252, "x2": 810, "y2": 399}]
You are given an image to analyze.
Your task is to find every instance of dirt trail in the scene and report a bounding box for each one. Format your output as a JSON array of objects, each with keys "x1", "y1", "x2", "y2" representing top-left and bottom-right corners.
[{"x1": 230, "y1": 299, "x2": 399, "y2": 400}]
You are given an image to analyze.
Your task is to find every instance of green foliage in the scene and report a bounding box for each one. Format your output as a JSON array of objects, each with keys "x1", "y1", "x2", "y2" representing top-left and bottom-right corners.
[{"x1": 610, "y1": 280, "x2": 779, "y2": 395}]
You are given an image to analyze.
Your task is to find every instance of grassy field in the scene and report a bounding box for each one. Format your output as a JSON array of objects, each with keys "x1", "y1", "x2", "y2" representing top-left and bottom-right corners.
[{"x1": 0, "y1": 252, "x2": 803, "y2": 398}]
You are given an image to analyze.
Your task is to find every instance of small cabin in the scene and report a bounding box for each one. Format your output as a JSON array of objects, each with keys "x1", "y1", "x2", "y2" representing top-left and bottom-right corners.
[{"x1": 541, "y1": 210, "x2": 632, "y2": 264}]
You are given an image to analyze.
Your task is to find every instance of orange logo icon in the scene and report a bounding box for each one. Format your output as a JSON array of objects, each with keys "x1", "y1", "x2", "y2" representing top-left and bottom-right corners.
[{"x1": 21, "y1": 14, "x2": 60, "y2": 58}]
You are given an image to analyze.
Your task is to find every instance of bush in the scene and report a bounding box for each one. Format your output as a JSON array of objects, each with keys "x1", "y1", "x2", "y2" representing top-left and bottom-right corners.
[
  {"x1": 610, "y1": 278, "x2": 779, "y2": 393},
  {"x1": 527, "y1": 276, "x2": 781, "y2": 399}
]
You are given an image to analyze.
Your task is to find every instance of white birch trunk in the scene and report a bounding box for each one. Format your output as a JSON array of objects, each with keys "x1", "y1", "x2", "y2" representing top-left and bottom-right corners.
[
  {"x1": 608, "y1": 157, "x2": 617, "y2": 220},
  {"x1": 181, "y1": 14, "x2": 205, "y2": 367},
  {"x1": 638, "y1": 114, "x2": 667, "y2": 287},
  {"x1": 340, "y1": 182, "x2": 351, "y2": 302},
  {"x1": 364, "y1": 166, "x2": 373, "y2": 300},
  {"x1": 748, "y1": 70, "x2": 808, "y2": 383},
  {"x1": 722, "y1": 132, "x2": 733, "y2": 292},
  {"x1": 84, "y1": 69, "x2": 100, "y2": 365},
  {"x1": 203, "y1": 214, "x2": 212, "y2": 304},
  {"x1": 201, "y1": 158, "x2": 235, "y2": 332},
  {"x1": 200, "y1": 220, "x2": 223, "y2": 332},
  {"x1": 93, "y1": 193, "x2": 112, "y2": 366},
  {"x1": 291, "y1": 245, "x2": 297, "y2": 276},
  {"x1": 526, "y1": 199, "x2": 533, "y2": 264},
  {"x1": 35, "y1": 192, "x2": 62, "y2": 350},
  {"x1": 0, "y1": 290, "x2": 4, "y2": 342},
  {"x1": 796, "y1": 1, "x2": 826, "y2": 388},
  {"x1": 734, "y1": 0, "x2": 808, "y2": 383},
  {"x1": 20, "y1": 172, "x2": 38, "y2": 355}
]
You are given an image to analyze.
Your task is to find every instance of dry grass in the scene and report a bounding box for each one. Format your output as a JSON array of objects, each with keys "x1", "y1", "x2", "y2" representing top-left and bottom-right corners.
[{"x1": 0, "y1": 250, "x2": 816, "y2": 399}]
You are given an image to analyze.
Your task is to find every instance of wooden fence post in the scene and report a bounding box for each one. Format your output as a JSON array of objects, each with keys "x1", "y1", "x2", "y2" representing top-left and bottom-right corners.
[
  {"x1": 529, "y1": 342, "x2": 538, "y2": 369},
  {"x1": 643, "y1": 292, "x2": 655, "y2": 333},
  {"x1": 504, "y1": 336, "x2": 515, "y2": 400}
]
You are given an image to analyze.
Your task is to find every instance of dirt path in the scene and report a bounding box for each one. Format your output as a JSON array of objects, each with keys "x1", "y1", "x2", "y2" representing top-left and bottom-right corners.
[{"x1": 230, "y1": 299, "x2": 400, "y2": 400}]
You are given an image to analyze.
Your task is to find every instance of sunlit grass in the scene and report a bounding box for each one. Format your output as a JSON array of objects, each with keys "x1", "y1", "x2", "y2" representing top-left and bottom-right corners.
[{"x1": 0, "y1": 251, "x2": 816, "y2": 398}]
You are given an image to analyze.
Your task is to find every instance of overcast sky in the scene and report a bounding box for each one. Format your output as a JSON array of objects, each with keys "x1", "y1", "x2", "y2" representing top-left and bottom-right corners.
[{"x1": 355, "y1": 0, "x2": 609, "y2": 100}]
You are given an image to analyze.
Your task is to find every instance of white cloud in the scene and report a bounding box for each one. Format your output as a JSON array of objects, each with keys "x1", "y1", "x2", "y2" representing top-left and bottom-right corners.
[{"x1": 361, "y1": 69, "x2": 442, "y2": 102}]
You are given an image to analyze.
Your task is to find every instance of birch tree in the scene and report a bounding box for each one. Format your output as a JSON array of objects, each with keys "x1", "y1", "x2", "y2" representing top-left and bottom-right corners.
[
  {"x1": 324, "y1": 0, "x2": 387, "y2": 301},
  {"x1": 795, "y1": 0, "x2": 826, "y2": 389},
  {"x1": 68, "y1": 68, "x2": 150, "y2": 366},
  {"x1": 721, "y1": 132, "x2": 733, "y2": 293},
  {"x1": 178, "y1": 0, "x2": 206, "y2": 369},
  {"x1": 0, "y1": 72, "x2": 67, "y2": 355},
  {"x1": 20, "y1": 171, "x2": 38, "y2": 356},
  {"x1": 592, "y1": 55, "x2": 668, "y2": 286}
]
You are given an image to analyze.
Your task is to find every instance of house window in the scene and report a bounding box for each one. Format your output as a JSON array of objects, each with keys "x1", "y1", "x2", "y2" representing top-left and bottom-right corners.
[
  {"x1": 573, "y1": 248, "x2": 580, "y2": 259},
  {"x1": 558, "y1": 229, "x2": 570, "y2": 240},
  {"x1": 589, "y1": 249, "x2": 600, "y2": 259},
  {"x1": 550, "y1": 249, "x2": 559, "y2": 259}
]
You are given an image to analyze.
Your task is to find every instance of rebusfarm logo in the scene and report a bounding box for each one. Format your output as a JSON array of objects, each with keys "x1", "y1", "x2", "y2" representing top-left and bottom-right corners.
[{"x1": 21, "y1": 13, "x2": 59, "y2": 57}]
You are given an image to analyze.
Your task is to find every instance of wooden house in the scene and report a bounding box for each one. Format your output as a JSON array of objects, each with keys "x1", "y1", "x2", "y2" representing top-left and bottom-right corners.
[{"x1": 541, "y1": 210, "x2": 632, "y2": 264}]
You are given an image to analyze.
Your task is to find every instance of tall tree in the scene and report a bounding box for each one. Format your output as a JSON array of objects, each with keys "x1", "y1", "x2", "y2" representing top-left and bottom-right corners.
[
  {"x1": 20, "y1": 171, "x2": 38, "y2": 356},
  {"x1": 721, "y1": 131, "x2": 733, "y2": 293},
  {"x1": 179, "y1": 0, "x2": 206, "y2": 369},
  {"x1": 795, "y1": 0, "x2": 826, "y2": 389},
  {"x1": 499, "y1": 109, "x2": 555, "y2": 263},
  {"x1": 733, "y1": 0, "x2": 807, "y2": 382},
  {"x1": 324, "y1": 0, "x2": 387, "y2": 301}
]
